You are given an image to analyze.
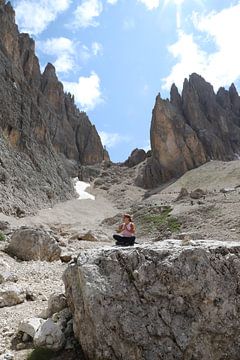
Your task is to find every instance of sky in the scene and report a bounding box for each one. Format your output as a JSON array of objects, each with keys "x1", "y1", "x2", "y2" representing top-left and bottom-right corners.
[{"x1": 11, "y1": 0, "x2": 240, "y2": 162}]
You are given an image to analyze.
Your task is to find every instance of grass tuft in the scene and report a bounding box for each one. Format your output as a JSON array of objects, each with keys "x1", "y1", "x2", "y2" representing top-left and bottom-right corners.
[
  {"x1": 27, "y1": 348, "x2": 55, "y2": 360},
  {"x1": 0, "y1": 231, "x2": 5, "y2": 241},
  {"x1": 142, "y1": 206, "x2": 181, "y2": 234}
]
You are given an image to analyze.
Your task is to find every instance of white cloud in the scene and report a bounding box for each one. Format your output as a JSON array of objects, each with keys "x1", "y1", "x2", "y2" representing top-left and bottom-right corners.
[
  {"x1": 38, "y1": 38, "x2": 103, "y2": 73},
  {"x1": 162, "y1": 31, "x2": 207, "y2": 90},
  {"x1": 92, "y1": 42, "x2": 103, "y2": 56},
  {"x1": 107, "y1": 0, "x2": 118, "y2": 4},
  {"x1": 38, "y1": 37, "x2": 75, "y2": 73},
  {"x1": 63, "y1": 72, "x2": 103, "y2": 111},
  {"x1": 99, "y1": 131, "x2": 129, "y2": 148},
  {"x1": 137, "y1": 0, "x2": 160, "y2": 10},
  {"x1": 72, "y1": 0, "x2": 103, "y2": 28},
  {"x1": 15, "y1": 0, "x2": 71, "y2": 35},
  {"x1": 163, "y1": 3, "x2": 240, "y2": 91},
  {"x1": 143, "y1": 142, "x2": 151, "y2": 152}
]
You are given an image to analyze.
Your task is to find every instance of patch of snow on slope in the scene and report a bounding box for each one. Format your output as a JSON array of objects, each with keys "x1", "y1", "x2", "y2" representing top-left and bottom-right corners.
[{"x1": 74, "y1": 179, "x2": 95, "y2": 200}]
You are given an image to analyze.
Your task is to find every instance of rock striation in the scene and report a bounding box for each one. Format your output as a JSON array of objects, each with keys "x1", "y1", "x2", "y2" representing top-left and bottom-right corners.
[
  {"x1": 136, "y1": 74, "x2": 240, "y2": 188},
  {"x1": 64, "y1": 241, "x2": 240, "y2": 360},
  {"x1": 0, "y1": 1, "x2": 107, "y2": 214}
]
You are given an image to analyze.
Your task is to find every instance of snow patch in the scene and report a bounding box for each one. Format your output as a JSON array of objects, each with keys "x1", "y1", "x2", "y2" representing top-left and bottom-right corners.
[{"x1": 74, "y1": 179, "x2": 95, "y2": 200}]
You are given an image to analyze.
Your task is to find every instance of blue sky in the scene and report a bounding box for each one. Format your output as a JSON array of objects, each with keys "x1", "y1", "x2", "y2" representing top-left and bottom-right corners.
[{"x1": 12, "y1": 0, "x2": 240, "y2": 162}]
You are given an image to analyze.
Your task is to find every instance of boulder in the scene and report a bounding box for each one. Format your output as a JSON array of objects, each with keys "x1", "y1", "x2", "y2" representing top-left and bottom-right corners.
[
  {"x1": 175, "y1": 187, "x2": 189, "y2": 201},
  {"x1": 19, "y1": 318, "x2": 44, "y2": 339},
  {"x1": 64, "y1": 241, "x2": 240, "y2": 360},
  {"x1": 70, "y1": 230, "x2": 110, "y2": 243},
  {"x1": 0, "y1": 221, "x2": 9, "y2": 231},
  {"x1": 0, "y1": 270, "x2": 18, "y2": 284},
  {"x1": 34, "y1": 318, "x2": 65, "y2": 351},
  {"x1": 47, "y1": 293, "x2": 68, "y2": 317},
  {"x1": 190, "y1": 188, "x2": 206, "y2": 199},
  {"x1": 7, "y1": 227, "x2": 61, "y2": 261},
  {"x1": 0, "y1": 284, "x2": 25, "y2": 307},
  {"x1": 124, "y1": 148, "x2": 147, "y2": 168}
]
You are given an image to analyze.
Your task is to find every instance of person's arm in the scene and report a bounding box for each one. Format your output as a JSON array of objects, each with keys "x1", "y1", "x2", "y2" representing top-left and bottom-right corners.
[
  {"x1": 130, "y1": 222, "x2": 136, "y2": 234},
  {"x1": 116, "y1": 223, "x2": 124, "y2": 233}
]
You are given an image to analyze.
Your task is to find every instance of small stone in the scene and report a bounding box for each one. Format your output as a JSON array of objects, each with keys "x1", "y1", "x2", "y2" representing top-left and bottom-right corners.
[
  {"x1": 22, "y1": 333, "x2": 31, "y2": 342},
  {"x1": 0, "y1": 284, "x2": 25, "y2": 308},
  {"x1": 34, "y1": 318, "x2": 65, "y2": 351},
  {"x1": 47, "y1": 292, "x2": 67, "y2": 317},
  {"x1": 60, "y1": 252, "x2": 72, "y2": 263},
  {"x1": 4, "y1": 353, "x2": 14, "y2": 360},
  {"x1": 18, "y1": 318, "x2": 44, "y2": 339},
  {"x1": 190, "y1": 188, "x2": 206, "y2": 200},
  {"x1": 16, "y1": 342, "x2": 26, "y2": 350}
]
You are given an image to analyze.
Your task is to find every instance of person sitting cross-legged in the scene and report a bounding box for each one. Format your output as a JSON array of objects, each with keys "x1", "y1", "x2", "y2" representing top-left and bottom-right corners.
[{"x1": 113, "y1": 214, "x2": 136, "y2": 246}]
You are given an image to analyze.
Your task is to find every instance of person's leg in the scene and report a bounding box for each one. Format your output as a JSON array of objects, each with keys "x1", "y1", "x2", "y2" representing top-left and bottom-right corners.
[
  {"x1": 123, "y1": 236, "x2": 136, "y2": 246},
  {"x1": 113, "y1": 234, "x2": 125, "y2": 245}
]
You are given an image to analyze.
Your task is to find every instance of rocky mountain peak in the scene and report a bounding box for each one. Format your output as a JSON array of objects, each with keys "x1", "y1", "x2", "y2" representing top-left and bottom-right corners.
[
  {"x1": 0, "y1": 2, "x2": 107, "y2": 214},
  {"x1": 42, "y1": 63, "x2": 58, "y2": 80},
  {"x1": 136, "y1": 73, "x2": 240, "y2": 189},
  {"x1": 170, "y1": 83, "x2": 182, "y2": 112}
]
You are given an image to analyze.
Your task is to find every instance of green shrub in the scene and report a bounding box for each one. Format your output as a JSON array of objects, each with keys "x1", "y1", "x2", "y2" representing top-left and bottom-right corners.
[
  {"x1": 142, "y1": 206, "x2": 181, "y2": 233},
  {"x1": 0, "y1": 231, "x2": 5, "y2": 241},
  {"x1": 27, "y1": 348, "x2": 55, "y2": 360}
]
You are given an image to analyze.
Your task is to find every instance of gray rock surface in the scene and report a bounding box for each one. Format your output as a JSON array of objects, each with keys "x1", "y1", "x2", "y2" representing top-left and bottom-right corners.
[
  {"x1": 0, "y1": 1, "x2": 106, "y2": 215},
  {"x1": 0, "y1": 284, "x2": 25, "y2": 308},
  {"x1": 47, "y1": 293, "x2": 67, "y2": 317},
  {"x1": 18, "y1": 318, "x2": 44, "y2": 339},
  {"x1": 137, "y1": 74, "x2": 240, "y2": 188},
  {"x1": 124, "y1": 148, "x2": 147, "y2": 167},
  {"x1": 64, "y1": 240, "x2": 240, "y2": 360},
  {"x1": 34, "y1": 318, "x2": 65, "y2": 351},
  {"x1": 7, "y1": 227, "x2": 61, "y2": 261}
]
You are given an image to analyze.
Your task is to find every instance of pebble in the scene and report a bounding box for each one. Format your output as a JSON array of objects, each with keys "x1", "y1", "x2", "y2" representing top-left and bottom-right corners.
[
  {"x1": 4, "y1": 353, "x2": 14, "y2": 360},
  {"x1": 16, "y1": 343, "x2": 26, "y2": 350}
]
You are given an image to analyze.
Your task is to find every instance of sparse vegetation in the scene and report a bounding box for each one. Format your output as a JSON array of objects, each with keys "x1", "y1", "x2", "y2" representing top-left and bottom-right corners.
[
  {"x1": 141, "y1": 206, "x2": 181, "y2": 234},
  {"x1": 27, "y1": 348, "x2": 55, "y2": 360},
  {"x1": 0, "y1": 231, "x2": 5, "y2": 241}
]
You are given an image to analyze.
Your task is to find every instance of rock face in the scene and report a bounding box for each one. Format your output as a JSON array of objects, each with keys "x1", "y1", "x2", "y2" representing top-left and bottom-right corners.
[
  {"x1": 0, "y1": 1, "x2": 106, "y2": 214},
  {"x1": 124, "y1": 148, "x2": 147, "y2": 167},
  {"x1": 137, "y1": 74, "x2": 240, "y2": 188},
  {"x1": 7, "y1": 227, "x2": 61, "y2": 261},
  {"x1": 64, "y1": 241, "x2": 240, "y2": 360}
]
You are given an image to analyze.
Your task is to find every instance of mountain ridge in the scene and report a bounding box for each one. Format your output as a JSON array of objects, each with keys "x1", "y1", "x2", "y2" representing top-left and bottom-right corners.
[
  {"x1": 136, "y1": 73, "x2": 240, "y2": 188},
  {"x1": 0, "y1": 0, "x2": 108, "y2": 215}
]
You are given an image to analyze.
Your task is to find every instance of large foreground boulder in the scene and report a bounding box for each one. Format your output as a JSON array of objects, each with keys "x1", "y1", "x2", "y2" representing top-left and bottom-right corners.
[
  {"x1": 63, "y1": 241, "x2": 240, "y2": 360},
  {"x1": 7, "y1": 227, "x2": 61, "y2": 261}
]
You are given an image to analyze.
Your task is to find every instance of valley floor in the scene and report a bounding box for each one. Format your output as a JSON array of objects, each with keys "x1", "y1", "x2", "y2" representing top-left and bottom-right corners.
[{"x1": 1, "y1": 160, "x2": 240, "y2": 358}]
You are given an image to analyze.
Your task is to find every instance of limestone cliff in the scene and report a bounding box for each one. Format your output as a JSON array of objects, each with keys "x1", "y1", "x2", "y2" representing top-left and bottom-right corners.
[
  {"x1": 0, "y1": 1, "x2": 107, "y2": 214},
  {"x1": 64, "y1": 241, "x2": 240, "y2": 360},
  {"x1": 136, "y1": 74, "x2": 240, "y2": 188}
]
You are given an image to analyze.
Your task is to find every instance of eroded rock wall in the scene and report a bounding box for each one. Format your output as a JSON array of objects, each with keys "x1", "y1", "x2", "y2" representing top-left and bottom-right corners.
[
  {"x1": 63, "y1": 241, "x2": 240, "y2": 360},
  {"x1": 0, "y1": 1, "x2": 106, "y2": 214},
  {"x1": 137, "y1": 74, "x2": 240, "y2": 188}
]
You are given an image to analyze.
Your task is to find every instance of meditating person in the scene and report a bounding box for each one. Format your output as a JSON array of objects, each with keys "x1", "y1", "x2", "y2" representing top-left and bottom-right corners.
[{"x1": 113, "y1": 214, "x2": 136, "y2": 246}]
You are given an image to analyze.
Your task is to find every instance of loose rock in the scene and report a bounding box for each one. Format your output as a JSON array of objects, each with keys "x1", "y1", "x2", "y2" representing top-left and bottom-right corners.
[
  {"x1": 0, "y1": 284, "x2": 25, "y2": 308},
  {"x1": 7, "y1": 227, "x2": 61, "y2": 261},
  {"x1": 34, "y1": 319, "x2": 65, "y2": 351}
]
